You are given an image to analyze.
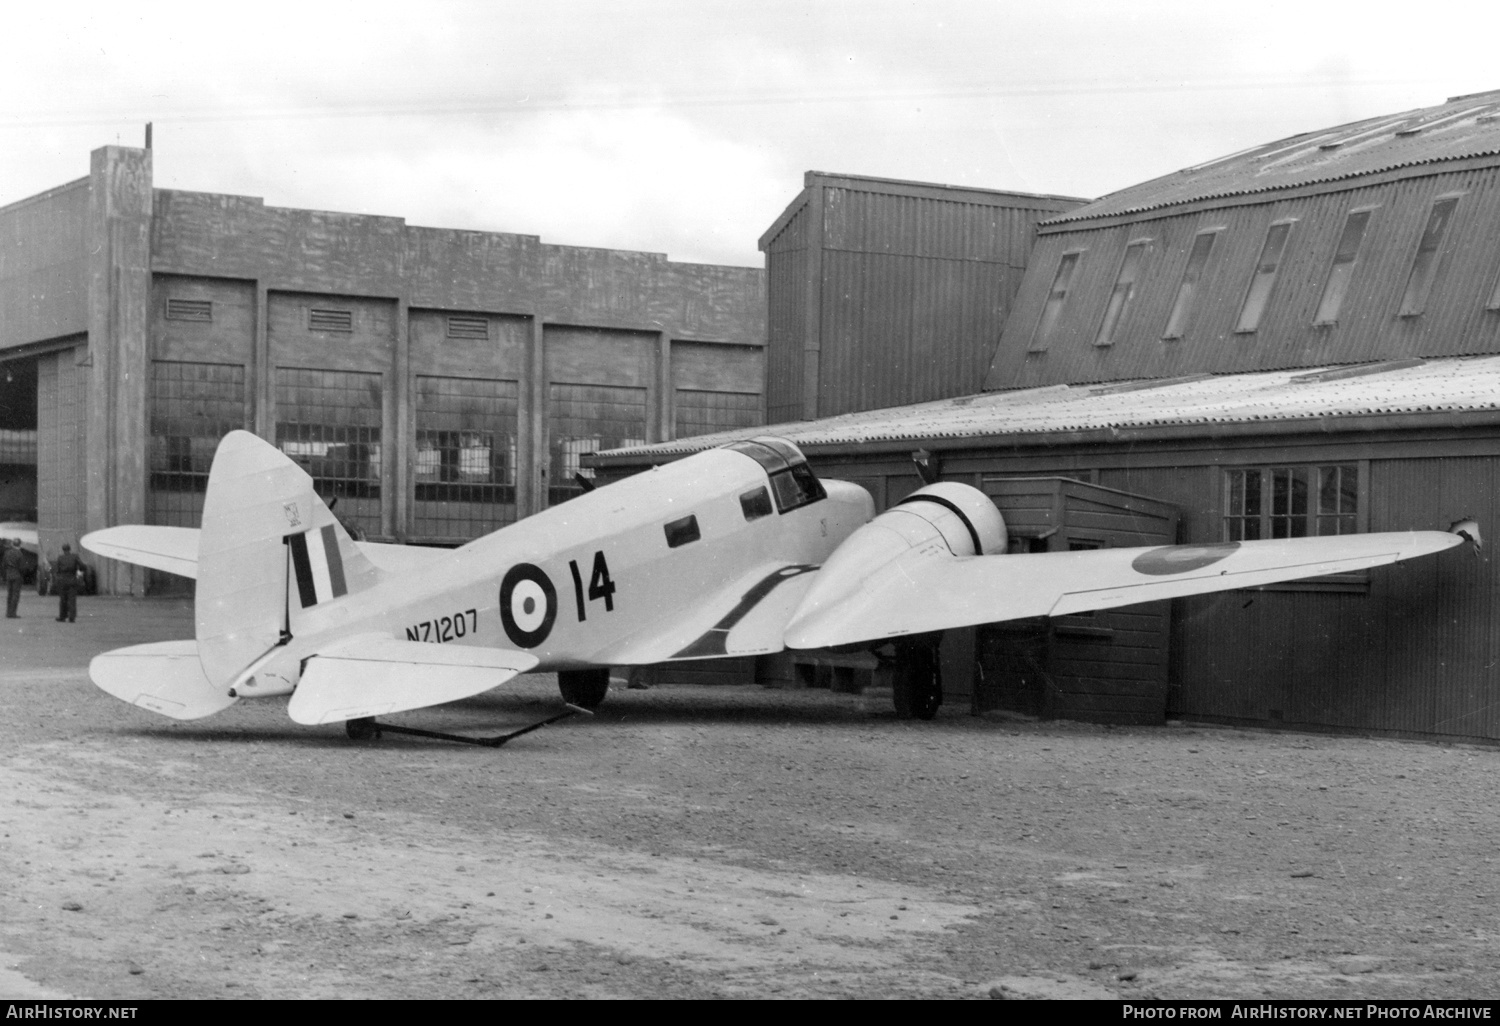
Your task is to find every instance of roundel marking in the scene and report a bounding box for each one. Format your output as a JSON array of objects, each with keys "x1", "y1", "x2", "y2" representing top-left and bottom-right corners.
[
  {"x1": 500, "y1": 563, "x2": 558, "y2": 648},
  {"x1": 1131, "y1": 542, "x2": 1241, "y2": 577}
]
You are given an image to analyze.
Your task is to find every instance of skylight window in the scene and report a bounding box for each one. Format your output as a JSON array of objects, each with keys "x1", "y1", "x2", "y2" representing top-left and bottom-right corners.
[
  {"x1": 1162, "y1": 231, "x2": 1219, "y2": 340},
  {"x1": 1399, "y1": 196, "x2": 1460, "y2": 317},
  {"x1": 1314, "y1": 209, "x2": 1374, "y2": 326},
  {"x1": 1030, "y1": 251, "x2": 1083, "y2": 352},
  {"x1": 1235, "y1": 221, "x2": 1295, "y2": 333},
  {"x1": 1095, "y1": 240, "x2": 1149, "y2": 347}
]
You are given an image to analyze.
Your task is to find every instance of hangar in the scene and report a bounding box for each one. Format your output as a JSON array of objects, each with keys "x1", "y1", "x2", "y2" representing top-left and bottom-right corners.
[
  {"x1": 0, "y1": 144, "x2": 766, "y2": 592},
  {"x1": 597, "y1": 91, "x2": 1500, "y2": 743}
]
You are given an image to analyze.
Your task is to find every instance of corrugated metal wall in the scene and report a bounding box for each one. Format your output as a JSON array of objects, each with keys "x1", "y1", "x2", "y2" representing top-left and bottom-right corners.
[
  {"x1": 763, "y1": 202, "x2": 807, "y2": 425},
  {"x1": 987, "y1": 164, "x2": 1500, "y2": 389},
  {"x1": 762, "y1": 174, "x2": 1083, "y2": 420}
]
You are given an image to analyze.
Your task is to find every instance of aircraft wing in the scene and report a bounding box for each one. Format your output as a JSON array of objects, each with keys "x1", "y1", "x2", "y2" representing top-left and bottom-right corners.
[
  {"x1": 287, "y1": 634, "x2": 541, "y2": 725},
  {"x1": 82, "y1": 525, "x2": 201, "y2": 579},
  {"x1": 80, "y1": 527, "x2": 450, "y2": 582},
  {"x1": 784, "y1": 531, "x2": 1464, "y2": 650},
  {"x1": 594, "y1": 562, "x2": 821, "y2": 665}
]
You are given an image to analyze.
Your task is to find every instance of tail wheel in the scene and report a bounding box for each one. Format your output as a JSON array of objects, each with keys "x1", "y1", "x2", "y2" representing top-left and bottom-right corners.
[
  {"x1": 558, "y1": 667, "x2": 610, "y2": 710},
  {"x1": 345, "y1": 717, "x2": 380, "y2": 740},
  {"x1": 892, "y1": 636, "x2": 943, "y2": 721}
]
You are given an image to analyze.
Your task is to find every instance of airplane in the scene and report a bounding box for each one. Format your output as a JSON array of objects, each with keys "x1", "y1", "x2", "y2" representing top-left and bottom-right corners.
[{"x1": 82, "y1": 430, "x2": 1474, "y2": 745}]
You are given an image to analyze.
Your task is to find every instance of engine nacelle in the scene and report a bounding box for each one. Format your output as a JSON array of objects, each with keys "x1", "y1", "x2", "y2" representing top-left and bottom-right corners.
[
  {"x1": 889, "y1": 482, "x2": 1008, "y2": 557},
  {"x1": 788, "y1": 482, "x2": 1007, "y2": 639}
]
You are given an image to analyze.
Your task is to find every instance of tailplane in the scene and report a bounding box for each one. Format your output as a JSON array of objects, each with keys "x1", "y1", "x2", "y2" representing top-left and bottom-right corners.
[{"x1": 195, "y1": 430, "x2": 382, "y2": 688}]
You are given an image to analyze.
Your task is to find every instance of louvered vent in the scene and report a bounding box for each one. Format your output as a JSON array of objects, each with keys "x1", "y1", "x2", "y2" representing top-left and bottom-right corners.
[
  {"x1": 308, "y1": 308, "x2": 353, "y2": 333},
  {"x1": 446, "y1": 315, "x2": 489, "y2": 340},
  {"x1": 165, "y1": 299, "x2": 212, "y2": 322}
]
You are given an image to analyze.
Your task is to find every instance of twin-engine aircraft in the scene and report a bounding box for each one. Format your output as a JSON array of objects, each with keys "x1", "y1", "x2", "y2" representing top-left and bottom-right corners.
[{"x1": 84, "y1": 430, "x2": 1469, "y2": 744}]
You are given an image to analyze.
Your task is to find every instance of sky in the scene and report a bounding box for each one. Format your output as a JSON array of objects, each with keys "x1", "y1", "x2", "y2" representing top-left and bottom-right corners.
[{"x1": 4, "y1": 0, "x2": 1500, "y2": 268}]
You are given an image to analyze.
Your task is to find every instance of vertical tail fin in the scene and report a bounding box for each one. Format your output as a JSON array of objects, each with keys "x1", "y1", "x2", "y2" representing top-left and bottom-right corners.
[{"x1": 195, "y1": 431, "x2": 382, "y2": 687}]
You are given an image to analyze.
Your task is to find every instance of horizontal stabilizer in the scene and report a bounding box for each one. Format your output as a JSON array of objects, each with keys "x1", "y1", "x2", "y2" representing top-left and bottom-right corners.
[
  {"x1": 287, "y1": 635, "x2": 540, "y2": 725},
  {"x1": 89, "y1": 640, "x2": 237, "y2": 720},
  {"x1": 82, "y1": 526, "x2": 200, "y2": 580},
  {"x1": 786, "y1": 530, "x2": 1466, "y2": 650}
]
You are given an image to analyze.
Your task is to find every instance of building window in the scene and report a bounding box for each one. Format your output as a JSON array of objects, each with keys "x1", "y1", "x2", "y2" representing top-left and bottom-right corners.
[
  {"x1": 1314, "y1": 210, "x2": 1374, "y2": 325},
  {"x1": 148, "y1": 361, "x2": 248, "y2": 526},
  {"x1": 1095, "y1": 240, "x2": 1149, "y2": 347},
  {"x1": 1162, "y1": 230, "x2": 1219, "y2": 340},
  {"x1": 1235, "y1": 221, "x2": 1295, "y2": 333},
  {"x1": 548, "y1": 382, "x2": 647, "y2": 506},
  {"x1": 308, "y1": 308, "x2": 354, "y2": 333},
  {"x1": 275, "y1": 367, "x2": 383, "y2": 536},
  {"x1": 1224, "y1": 464, "x2": 1360, "y2": 541},
  {"x1": 165, "y1": 298, "x2": 213, "y2": 323},
  {"x1": 674, "y1": 389, "x2": 761, "y2": 439},
  {"x1": 1399, "y1": 196, "x2": 1461, "y2": 316},
  {"x1": 413, "y1": 376, "x2": 518, "y2": 540},
  {"x1": 446, "y1": 315, "x2": 489, "y2": 340},
  {"x1": 1030, "y1": 251, "x2": 1083, "y2": 352}
]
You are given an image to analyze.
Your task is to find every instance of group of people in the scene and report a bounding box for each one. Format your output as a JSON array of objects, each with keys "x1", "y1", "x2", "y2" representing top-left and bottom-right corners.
[{"x1": 3, "y1": 538, "x2": 86, "y2": 622}]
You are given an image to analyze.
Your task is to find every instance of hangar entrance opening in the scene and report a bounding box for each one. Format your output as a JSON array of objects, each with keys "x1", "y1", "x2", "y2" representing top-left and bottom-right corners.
[
  {"x1": 971, "y1": 478, "x2": 1179, "y2": 726},
  {"x1": 0, "y1": 356, "x2": 39, "y2": 523}
]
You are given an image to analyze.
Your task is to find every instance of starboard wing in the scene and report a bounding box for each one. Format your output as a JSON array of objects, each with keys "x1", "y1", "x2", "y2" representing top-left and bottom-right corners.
[
  {"x1": 287, "y1": 635, "x2": 541, "y2": 725},
  {"x1": 784, "y1": 531, "x2": 1465, "y2": 650}
]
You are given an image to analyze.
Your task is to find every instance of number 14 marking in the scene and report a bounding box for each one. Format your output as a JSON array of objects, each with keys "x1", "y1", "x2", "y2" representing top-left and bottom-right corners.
[{"x1": 569, "y1": 550, "x2": 616, "y2": 622}]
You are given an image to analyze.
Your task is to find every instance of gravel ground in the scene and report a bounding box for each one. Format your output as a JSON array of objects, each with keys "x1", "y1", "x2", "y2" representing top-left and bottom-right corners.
[{"x1": 2, "y1": 597, "x2": 1499, "y2": 1000}]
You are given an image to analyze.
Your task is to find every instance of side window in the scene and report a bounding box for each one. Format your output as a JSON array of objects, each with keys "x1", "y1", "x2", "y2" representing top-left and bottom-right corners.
[
  {"x1": 1162, "y1": 230, "x2": 1220, "y2": 340},
  {"x1": 1095, "y1": 240, "x2": 1150, "y2": 347},
  {"x1": 1399, "y1": 196, "x2": 1461, "y2": 317},
  {"x1": 664, "y1": 514, "x2": 700, "y2": 548},
  {"x1": 1235, "y1": 220, "x2": 1294, "y2": 333},
  {"x1": 1224, "y1": 464, "x2": 1360, "y2": 541},
  {"x1": 1314, "y1": 209, "x2": 1374, "y2": 325},
  {"x1": 1030, "y1": 251, "x2": 1083, "y2": 352},
  {"x1": 739, "y1": 487, "x2": 773, "y2": 521}
]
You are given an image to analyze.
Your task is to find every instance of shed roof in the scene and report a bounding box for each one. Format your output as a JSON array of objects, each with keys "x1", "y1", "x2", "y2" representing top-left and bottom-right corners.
[
  {"x1": 594, "y1": 355, "x2": 1500, "y2": 463},
  {"x1": 1044, "y1": 90, "x2": 1500, "y2": 227}
]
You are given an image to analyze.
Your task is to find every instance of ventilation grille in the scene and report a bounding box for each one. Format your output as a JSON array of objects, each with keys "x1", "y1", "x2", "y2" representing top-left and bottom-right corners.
[
  {"x1": 446, "y1": 315, "x2": 489, "y2": 340},
  {"x1": 308, "y1": 308, "x2": 353, "y2": 333},
  {"x1": 165, "y1": 299, "x2": 212, "y2": 322}
]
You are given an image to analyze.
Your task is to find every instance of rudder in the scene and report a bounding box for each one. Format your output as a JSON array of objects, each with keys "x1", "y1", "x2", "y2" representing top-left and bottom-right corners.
[{"x1": 195, "y1": 430, "x2": 381, "y2": 688}]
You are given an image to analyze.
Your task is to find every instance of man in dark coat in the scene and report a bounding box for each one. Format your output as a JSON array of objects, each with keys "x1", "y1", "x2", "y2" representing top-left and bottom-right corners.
[
  {"x1": 53, "y1": 543, "x2": 83, "y2": 623},
  {"x1": 3, "y1": 539, "x2": 24, "y2": 619}
]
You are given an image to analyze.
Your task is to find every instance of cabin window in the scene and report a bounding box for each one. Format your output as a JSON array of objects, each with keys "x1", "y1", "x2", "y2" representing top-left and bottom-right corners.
[
  {"x1": 740, "y1": 486, "x2": 773, "y2": 521},
  {"x1": 1223, "y1": 463, "x2": 1361, "y2": 541},
  {"x1": 769, "y1": 464, "x2": 825, "y2": 514},
  {"x1": 664, "y1": 514, "x2": 701, "y2": 548},
  {"x1": 1029, "y1": 251, "x2": 1083, "y2": 352},
  {"x1": 1399, "y1": 196, "x2": 1461, "y2": 316},
  {"x1": 1235, "y1": 221, "x2": 1294, "y2": 333},
  {"x1": 1095, "y1": 241, "x2": 1149, "y2": 347},
  {"x1": 1314, "y1": 210, "x2": 1374, "y2": 325},
  {"x1": 1162, "y1": 230, "x2": 1220, "y2": 340}
]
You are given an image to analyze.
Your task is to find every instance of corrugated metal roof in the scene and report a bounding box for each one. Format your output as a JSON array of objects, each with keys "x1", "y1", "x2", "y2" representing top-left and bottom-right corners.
[
  {"x1": 1045, "y1": 91, "x2": 1500, "y2": 226},
  {"x1": 597, "y1": 355, "x2": 1500, "y2": 460}
]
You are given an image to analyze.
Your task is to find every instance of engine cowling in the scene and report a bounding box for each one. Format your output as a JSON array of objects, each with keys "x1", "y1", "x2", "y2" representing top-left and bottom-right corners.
[{"x1": 787, "y1": 482, "x2": 1007, "y2": 643}]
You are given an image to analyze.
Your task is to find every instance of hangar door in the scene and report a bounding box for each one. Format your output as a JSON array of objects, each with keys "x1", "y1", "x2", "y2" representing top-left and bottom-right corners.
[{"x1": 974, "y1": 478, "x2": 1179, "y2": 725}]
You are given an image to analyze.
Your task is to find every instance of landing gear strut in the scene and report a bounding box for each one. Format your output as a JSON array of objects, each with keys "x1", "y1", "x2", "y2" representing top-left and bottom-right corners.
[{"x1": 891, "y1": 634, "x2": 943, "y2": 721}]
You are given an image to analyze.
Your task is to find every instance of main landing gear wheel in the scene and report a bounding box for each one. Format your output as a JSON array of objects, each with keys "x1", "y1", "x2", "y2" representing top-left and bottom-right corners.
[
  {"x1": 345, "y1": 716, "x2": 380, "y2": 740},
  {"x1": 892, "y1": 636, "x2": 943, "y2": 721},
  {"x1": 558, "y1": 667, "x2": 610, "y2": 710}
]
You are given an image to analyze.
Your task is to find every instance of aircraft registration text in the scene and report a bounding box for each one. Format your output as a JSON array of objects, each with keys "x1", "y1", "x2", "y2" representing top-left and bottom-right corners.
[{"x1": 405, "y1": 609, "x2": 479, "y2": 643}]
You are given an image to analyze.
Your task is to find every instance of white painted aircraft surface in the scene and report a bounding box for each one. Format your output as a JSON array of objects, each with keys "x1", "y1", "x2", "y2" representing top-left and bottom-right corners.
[{"x1": 82, "y1": 431, "x2": 1471, "y2": 743}]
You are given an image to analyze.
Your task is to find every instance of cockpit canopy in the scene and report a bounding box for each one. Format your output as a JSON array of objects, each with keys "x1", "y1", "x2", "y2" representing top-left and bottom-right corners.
[{"x1": 724, "y1": 438, "x2": 827, "y2": 514}]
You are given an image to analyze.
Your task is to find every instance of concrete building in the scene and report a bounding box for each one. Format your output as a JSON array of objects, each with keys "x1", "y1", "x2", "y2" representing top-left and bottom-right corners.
[
  {"x1": 0, "y1": 145, "x2": 766, "y2": 591},
  {"x1": 598, "y1": 92, "x2": 1500, "y2": 743}
]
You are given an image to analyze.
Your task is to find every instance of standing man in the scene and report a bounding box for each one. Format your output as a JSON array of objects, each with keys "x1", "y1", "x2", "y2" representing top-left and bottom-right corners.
[
  {"x1": 3, "y1": 538, "x2": 24, "y2": 619},
  {"x1": 52, "y1": 543, "x2": 82, "y2": 623}
]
